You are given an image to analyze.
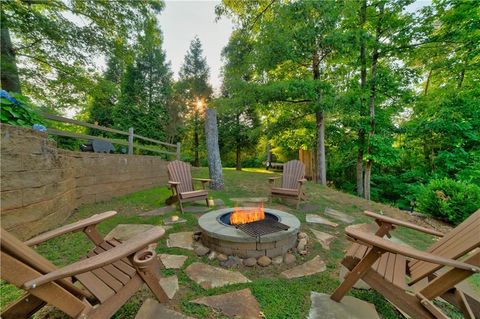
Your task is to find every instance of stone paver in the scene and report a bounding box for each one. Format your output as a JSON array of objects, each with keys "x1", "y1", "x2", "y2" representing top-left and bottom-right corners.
[
  {"x1": 307, "y1": 292, "x2": 380, "y2": 319},
  {"x1": 159, "y1": 275, "x2": 179, "y2": 299},
  {"x1": 324, "y1": 208, "x2": 355, "y2": 224},
  {"x1": 306, "y1": 214, "x2": 339, "y2": 228},
  {"x1": 139, "y1": 206, "x2": 176, "y2": 217},
  {"x1": 159, "y1": 254, "x2": 188, "y2": 269},
  {"x1": 194, "y1": 199, "x2": 225, "y2": 207},
  {"x1": 310, "y1": 228, "x2": 335, "y2": 250},
  {"x1": 105, "y1": 224, "x2": 159, "y2": 242},
  {"x1": 167, "y1": 232, "x2": 194, "y2": 250},
  {"x1": 184, "y1": 206, "x2": 210, "y2": 213},
  {"x1": 135, "y1": 298, "x2": 194, "y2": 319},
  {"x1": 185, "y1": 262, "x2": 251, "y2": 289},
  {"x1": 164, "y1": 217, "x2": 187, "y2": 225},
  {"x1": 300, "y1": 203, "x2": 322, "y2": 213},
  {"x1": 281, "y1": 255, "x2": 326, "y2": 279},
  {"x1": 191, "y1": 288, "x2": 261, "y2": 319}
]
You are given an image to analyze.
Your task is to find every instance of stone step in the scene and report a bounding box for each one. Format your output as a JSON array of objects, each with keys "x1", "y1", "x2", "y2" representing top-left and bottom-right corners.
[
  {"x1": 308, "y1": 292, "x2": 380, "y2": 319},
  {"x1": 135, "y1": 299, "x2": 194, "y2": 319}
]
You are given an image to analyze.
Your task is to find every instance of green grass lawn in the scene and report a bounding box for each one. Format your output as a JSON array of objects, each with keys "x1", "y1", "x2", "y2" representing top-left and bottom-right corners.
[{"x1": 0, "y1": 168, "x2": 472, "y2": 318}]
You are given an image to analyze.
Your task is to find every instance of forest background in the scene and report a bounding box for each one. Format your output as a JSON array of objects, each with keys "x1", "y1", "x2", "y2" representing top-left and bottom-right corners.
[{"x1": 1, "y1": 0, "x2": 479, "y2": 224}]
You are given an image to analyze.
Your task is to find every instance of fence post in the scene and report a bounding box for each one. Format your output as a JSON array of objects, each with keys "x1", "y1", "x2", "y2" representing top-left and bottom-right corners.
[
  {"x1": 176, "y1": 142, "x2": 181, "y2": 160},
  {"x1": 128, "y1": 127, "x2": 134, "y2": 155}
]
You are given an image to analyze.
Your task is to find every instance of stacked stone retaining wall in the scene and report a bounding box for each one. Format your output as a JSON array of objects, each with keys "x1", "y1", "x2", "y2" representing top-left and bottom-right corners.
[{"x1": 1, "y1": 124, "x2": 168, "y2": 240}]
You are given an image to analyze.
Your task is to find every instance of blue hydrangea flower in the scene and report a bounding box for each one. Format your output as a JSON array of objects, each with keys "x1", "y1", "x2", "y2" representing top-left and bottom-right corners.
[{"x1": 0, "y1": 90, "x2": 19, "y2": 104}]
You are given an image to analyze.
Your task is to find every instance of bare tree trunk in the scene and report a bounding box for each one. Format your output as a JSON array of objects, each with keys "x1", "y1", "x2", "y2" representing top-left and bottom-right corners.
[
  {"x1": 1, "y1": 27, "x2": 22, "y2": 93},
  {"x1": 235, "y1": 112, "x2": 241, "y2": 171},
  {"x1": 356, "y1": 0, "x2": 367, "y2": 197},
  {"x1": 316, "y1": 110, "x2": 327, "y2": 185},
  {"x1": 205, "y1": 108, "x2": 224, "y2": 190},
  {"x1": 194, "y1": 112, "x2": 200, "y2": 167},
  {"x1": 364, "y1": 2, "x2": 383, "y2": 200},
  {"x1": 312, "y1": 50, "x2": 327, "y2": 185},
  {"x1": 424, "y1": 69, "x2": 432, "y2": 96}
]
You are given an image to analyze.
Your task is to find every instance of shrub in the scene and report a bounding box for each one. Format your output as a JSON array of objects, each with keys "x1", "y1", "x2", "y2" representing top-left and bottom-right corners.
[
  {"x1": 416, "y1": 178, "x2": 480, "y2": 224},
  {"x1": 0, "y1": 90, "x2": 43, "y2": 127}
]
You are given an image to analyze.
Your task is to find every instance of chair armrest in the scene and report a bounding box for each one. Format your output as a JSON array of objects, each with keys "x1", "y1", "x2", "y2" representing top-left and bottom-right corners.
[
  {"x1": 193, "y1": 178, "x2": 212, "y2": 183},
  {"x1": 364, "y1": 211, "x2": 444, "y2": 237},
  {"x1": 168, "y1": 181, "x2": 181, "y2": 185},
  {"x1": 345, "y1": 225, "x2": 480, "y2": 273},
  {"x1": 23, "y1": 227, "x2": 165, "y2": 289},
  {"x1": 24, "y1": 211, "x2": 117, "y2": 246},
  {"x1": 298, "y1": 179, "x2": 307, "y2": 184}
]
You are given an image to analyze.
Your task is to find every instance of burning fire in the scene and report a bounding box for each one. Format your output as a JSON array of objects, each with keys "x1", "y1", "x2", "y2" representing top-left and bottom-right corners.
[{"x1": 230, "y1": 203, "x2": 265, "y2": 225}]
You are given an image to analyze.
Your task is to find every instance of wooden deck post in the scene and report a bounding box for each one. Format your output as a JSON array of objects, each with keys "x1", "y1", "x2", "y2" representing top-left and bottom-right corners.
[
  {"x1": 176, "y1": 142, "x2": 181, "y2": 160},
  {"x1": 128, "y1": 127, "x2": 134, "y2": 155}
]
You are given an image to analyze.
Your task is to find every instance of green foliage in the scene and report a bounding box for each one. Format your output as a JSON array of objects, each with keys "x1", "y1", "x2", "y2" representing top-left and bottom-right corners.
[
  {"x1": 113, "y1": 17, "x2": 172, "y2": 142},
  {"x1": 416, "y1": 178, "x2": 480, "y2": 224},
  {"x1": 0, "y1": 92, "x2": 43, "y2": 127},
  {"x1": 1, "y1": 0, "x2": 163, "y2": 110}
]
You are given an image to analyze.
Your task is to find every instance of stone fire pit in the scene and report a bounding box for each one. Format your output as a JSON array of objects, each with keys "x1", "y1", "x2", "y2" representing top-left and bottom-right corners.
[{"x1": 198, "y1": 208, "x2": 300, "y2": 259}]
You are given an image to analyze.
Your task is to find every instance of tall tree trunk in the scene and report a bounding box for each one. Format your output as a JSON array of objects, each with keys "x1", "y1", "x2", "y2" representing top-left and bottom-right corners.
[
  {"x1": 1, "y1": 27, "x2": 22, "y2": 93},
  {"x1": 356, "y1": 0, "x2": 367, "y2": 197},
  {"x1": 194, "y1": 113, "x2": 200, "y2": 167},
  {"x1": 236, "y1": 144, "x2": 241, "y2": 171},
  {"x1": 316, "y1": 110, "x2": 327, "y2": 185},
  {"x1": 313, "y1": 50, "x2": 327, "y2": 185},
  {"x1": 364, "y1": 3, "x2": 383, "y2": 200},
  {"x1": 205, "y1": 108, "x2": 224, "y2": 190},
  {"x1": 424, "y1": 69, "x2": 432, "y2": 96},
  {"x1": 235, "y1": 111, "x2": 241, "y2": 171}
]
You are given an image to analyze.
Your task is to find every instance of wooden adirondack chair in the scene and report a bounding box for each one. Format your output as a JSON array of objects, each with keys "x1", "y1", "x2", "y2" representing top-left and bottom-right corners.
[
  {"x1": 331, "y1": 209, "x2": 480, "y2": 319},
  {"x1": 268, "y1": 160, "x2": 307, "y2": 208},
  {"x1": 167, "y1": 160, "x2": 212, "y2": 213},
  {"x1": 1, "y1": 211, "x2": 169, "y2": 319}
]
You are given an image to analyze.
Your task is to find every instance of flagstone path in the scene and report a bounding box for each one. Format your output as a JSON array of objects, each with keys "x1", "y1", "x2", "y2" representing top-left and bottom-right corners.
[
  {"x1": 139, "y1": 206, "x2": 176, "y2": 216},
  {"x1": 281, "y1": 255, "x2": 326, "y2": 279},
  {"x1": 307, "y1": 292, "x2": 380, "y2": 319},
  {"x1": 105, "y1": 224, "x2": 159, "y2": 241},
  {"x1": 310, "y1": 228, "x2": 335, "y2": 250},
  {"x1": 191, "y1": 288, "x2": 261, "y2": 318},
  {"x1": 167, "y1": 232, "x2": 194, "y2": 250},
  {"x1": 159, "y1": 275, "x2": 179, "y2": 300},
  {"x1": 159, "y1": 254, "x2": 188, "y2": 269},
  {"x1": 135, "y1": 299, "x2": 194, "y2": 319},
  {"x1": 185, "y1": 262, "x2": 251, "y2": 289},
  {"x1": 324, "y1": 207, "x2": 355, "y2": 224},
  {"x1": 306, "y1": 214, "x2": 339, "y2": 227}
]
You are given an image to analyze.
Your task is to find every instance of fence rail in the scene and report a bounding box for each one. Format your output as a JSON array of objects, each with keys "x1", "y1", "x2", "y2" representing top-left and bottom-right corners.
[{"x1": 40, "y1": 112, "x2": 180, "y2": 158}]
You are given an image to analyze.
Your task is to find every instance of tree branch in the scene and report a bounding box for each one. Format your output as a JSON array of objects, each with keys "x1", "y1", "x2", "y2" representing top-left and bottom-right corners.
[
  {"x1": 16, "y1": 53, "x2": 75, "y2": 76},
  {"x1": 249, "y1": 0, "x2": 276, "y2": 31}
]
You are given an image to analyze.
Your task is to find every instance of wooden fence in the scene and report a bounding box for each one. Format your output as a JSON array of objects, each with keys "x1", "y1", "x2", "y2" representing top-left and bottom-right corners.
[{"x1": 40, "y1": 112, "x2": 180, "y2": 159}]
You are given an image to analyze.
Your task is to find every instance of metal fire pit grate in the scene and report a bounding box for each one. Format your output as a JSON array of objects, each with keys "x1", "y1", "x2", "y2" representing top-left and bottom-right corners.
[{"x1": 235, "y1": 219, "x2": 290, "y2": 238}]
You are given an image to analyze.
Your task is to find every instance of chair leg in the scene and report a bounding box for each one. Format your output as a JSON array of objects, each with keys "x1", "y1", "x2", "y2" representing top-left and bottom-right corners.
[
  {"x1": 331, "y1": 247, "x2": 384, "y2": 302},
  {"x1": 132, "y1": 249, "x2": 169, "y2": 303},
  {"x1": 178, "y1": 200, "x2": 184, "y2": 214},
  {"x1": 206, "y1": 198, "x2": 210, "y2": 207}
]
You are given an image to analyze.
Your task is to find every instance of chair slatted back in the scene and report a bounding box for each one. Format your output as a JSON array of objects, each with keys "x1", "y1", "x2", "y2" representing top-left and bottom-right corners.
[
  {"x1": 0, "y1": 228, "x2": 58, "y2": 275},
  {"x1": 281, "y1": 160, "x2": 305, "y2": 189},
  {"x1": 167, "y1": 160, "x2": 194, "y2": 193},
  {"x1": 0, "y1": 228, "x2": 89, "y2": 299},
  {"x1": 409, "y1": 209, "x2": 480, "y2": 283}
]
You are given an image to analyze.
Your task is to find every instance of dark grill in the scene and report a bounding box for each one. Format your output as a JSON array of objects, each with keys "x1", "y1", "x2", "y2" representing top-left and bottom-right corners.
[{"x1": 235, "y1": 219, "x2": 290, "y2": 238}]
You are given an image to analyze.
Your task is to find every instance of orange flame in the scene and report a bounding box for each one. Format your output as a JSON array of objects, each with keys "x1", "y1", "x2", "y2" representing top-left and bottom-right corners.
[{"x1": 230, "y1": 203, "x2": 265, "y2": 225}]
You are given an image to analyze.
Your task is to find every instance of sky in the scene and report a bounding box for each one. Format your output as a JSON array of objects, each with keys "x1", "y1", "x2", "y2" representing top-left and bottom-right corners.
[{"x1": 159, "y1": 1, "x2": 234, "y2": 94}]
